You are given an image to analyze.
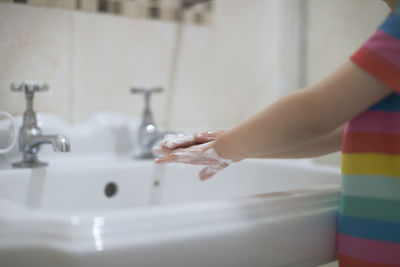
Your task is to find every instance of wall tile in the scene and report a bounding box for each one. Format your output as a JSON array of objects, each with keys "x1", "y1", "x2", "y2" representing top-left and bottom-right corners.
[
  {"x1": 51, "y1": 0, "x2": 76, "y2": 10},
  {"x1": 0, "y1": 3, "x2": 73, "y2": 121},
  {"x1": 163, "y1": 23, "x2": 215, "y2": 132},
  {"x1": 306, "y1": 0, "x2": 389, "y2": 85},
  {"x1": 72, "y1": 11, "x2": 176, "y2": 125},
  {"x1": 159, "y1": 0, "x2": 180, "y2": 22},
  {"x1": 123, "y1": 0, "x2": 147, "y2": 18},
  {"x1": 77, "y1": 0, "x2": 97, "y2": 12},
  {"x1": 28, "y1": 0, "x2": 47, "y2": 6}
]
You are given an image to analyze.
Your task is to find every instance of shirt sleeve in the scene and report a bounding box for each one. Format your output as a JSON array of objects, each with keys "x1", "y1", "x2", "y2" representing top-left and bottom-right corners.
[{"x1": 350, "y1": 5, "x2": 400, "y2": 94}]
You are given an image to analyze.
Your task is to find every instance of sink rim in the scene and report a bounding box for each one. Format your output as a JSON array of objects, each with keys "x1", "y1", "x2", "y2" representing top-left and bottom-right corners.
[{"x1": 0, "y1": 184, "x2": 340, "y2": 253}]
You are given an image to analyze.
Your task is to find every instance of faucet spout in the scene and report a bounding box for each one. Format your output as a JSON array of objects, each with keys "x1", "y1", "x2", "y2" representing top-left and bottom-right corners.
[
  {"x1": 54, "y1": 135, "x2": 71, "y2": 152},
  {"x1": 29, "y1": 135, "x2": 71, "y2": 152}
]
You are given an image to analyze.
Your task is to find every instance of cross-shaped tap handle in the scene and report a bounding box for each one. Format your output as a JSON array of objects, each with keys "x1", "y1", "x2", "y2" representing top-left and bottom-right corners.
[
  {"x1": 10, "y1": 81, "x2": 49, "y2": 112},
  {"x1": 131, "y1": 86, "x2": 163, "y2": 107},
  {"x1": 131, "y1": 86, "x2": 162, "y2": 95},
  {"x1": 10, "y1": 81, "x2": 49, "y2": 95}
]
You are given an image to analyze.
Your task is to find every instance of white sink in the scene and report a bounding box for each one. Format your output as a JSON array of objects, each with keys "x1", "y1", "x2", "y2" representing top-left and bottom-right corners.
[
  {"x1": 0, "y1": 160, "x2": 155, "y2": 211},
  {"x1": 0, "y1": 113, "x2": 341, "y2": 267}
]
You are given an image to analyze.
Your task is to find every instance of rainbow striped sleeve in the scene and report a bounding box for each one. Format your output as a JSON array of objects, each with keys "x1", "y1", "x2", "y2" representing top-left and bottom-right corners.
[
  {"x1": 339, "y1": 3, "x2": 400, "y2": 267},
  {"x1": 350, "y1": 8, "x2": 400, "y2": 93}
]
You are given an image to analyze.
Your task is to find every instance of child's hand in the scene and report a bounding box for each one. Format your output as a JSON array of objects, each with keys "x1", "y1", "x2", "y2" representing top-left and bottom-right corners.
[
  {"x1": 158, "y1": 131, "x2": 226, "y2": 150},
  {"x1": 154, "y1": 141, "x2": 232, "y2": 181}
]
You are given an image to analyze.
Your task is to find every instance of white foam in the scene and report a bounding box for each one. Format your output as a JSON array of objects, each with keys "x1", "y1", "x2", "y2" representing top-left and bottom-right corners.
[{"x1": 161, "y1": 134, "x2": 195, "y2": 149}]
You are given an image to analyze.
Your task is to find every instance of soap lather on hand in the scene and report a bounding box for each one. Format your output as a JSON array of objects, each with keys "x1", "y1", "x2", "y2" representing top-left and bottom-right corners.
[{"x1": 153, "y1": 131, "x2": 230, "y2": 181}]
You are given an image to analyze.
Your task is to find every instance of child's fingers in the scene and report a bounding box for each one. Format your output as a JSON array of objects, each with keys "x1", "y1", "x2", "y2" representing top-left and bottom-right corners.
[
  {"x1": 154, "y1": 153, "x2": 179, "y2": 164},
  {"x1": 155, "y1": 151, "x2": 219, "y2": 165},
  {"x1": 156, "y1": 152, "x2": 206, "y2": 164},
  {"x1": 199, "y1": 162, "x2": 230, "y2": 181},
  {"x1": 152, "y1": 145, "x2": 172, "y2": 155},
  {"x1": 194, "y1": 130, "x2": 225, "y2": 143},
  {"x1": 159, "y1": 131, "x2": 225, "y2": 152},
  {"x1": 193, "y1": 134, "x2": 216, "y2": 143},
  {"x1": 160, "y1": 134, "x2": 196, "y2": 150},
  {"x1": 199, "y1": 166, "x2": 217, "y2": 181}
]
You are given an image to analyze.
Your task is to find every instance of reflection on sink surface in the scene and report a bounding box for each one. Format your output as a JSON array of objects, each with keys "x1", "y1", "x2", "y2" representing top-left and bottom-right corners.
[{"x1": 0, "y1": 113, "x2": 341, "y2": 267}]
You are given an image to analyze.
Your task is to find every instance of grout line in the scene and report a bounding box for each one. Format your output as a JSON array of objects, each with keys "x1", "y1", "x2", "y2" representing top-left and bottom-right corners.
[
  {"x1": 70, "y1": 9, "x2": 75, "y2": 123},
  {"x1": 298, "y1": 0, "x2": 309, "y2": 89},
  {"x1": 163, "y1": 16, "x2": 185, "y2": 129}
]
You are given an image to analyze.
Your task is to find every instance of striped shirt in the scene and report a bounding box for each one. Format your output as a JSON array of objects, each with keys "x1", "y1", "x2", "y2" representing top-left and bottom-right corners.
[{"x1": 338, "y1": 2, "x2": 400, "y2": 266}]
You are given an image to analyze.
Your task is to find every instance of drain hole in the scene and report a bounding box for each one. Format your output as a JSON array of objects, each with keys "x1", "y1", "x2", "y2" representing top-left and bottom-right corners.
[{"x1": 104, "y1": 182, "x2": 118, "y2": 198}]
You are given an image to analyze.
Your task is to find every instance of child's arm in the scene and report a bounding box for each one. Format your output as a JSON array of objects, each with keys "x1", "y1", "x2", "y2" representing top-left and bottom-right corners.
[
  {"x1": 155, "y1": 61, "x2": 392, "y2": 180},
  {"x1": 214, "y1": 61, "x2": 392, "y2": 160},
  {"x1": 254, "y1": 124, "x2": 344, "y2": 159},
  {"x1": 157, "y1": 124, "x2": 344, "y2": 159}
]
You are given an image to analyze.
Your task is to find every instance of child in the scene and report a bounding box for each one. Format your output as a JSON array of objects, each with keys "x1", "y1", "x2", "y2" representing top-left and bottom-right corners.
[{"x1": 154, "y1": 0, "x2": 400, "y2": 265}]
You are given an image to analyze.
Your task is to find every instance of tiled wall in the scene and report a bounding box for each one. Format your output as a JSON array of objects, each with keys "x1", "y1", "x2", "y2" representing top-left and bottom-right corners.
[
  {"x1": 0, "y1": 2, "x2": 176, "y2": 123},
  {"x1": 0, "y1": 0, "x2": 212, "y2": 24},
  {"x1": 71, "y1": 11, "x2": 176, "y2": 123},
  {"x1": 0, "y1": 0, "x2": 301, "y2": 133},
  {"x1": 0, "y1": 3, "x2": 73, "y2": 120}
]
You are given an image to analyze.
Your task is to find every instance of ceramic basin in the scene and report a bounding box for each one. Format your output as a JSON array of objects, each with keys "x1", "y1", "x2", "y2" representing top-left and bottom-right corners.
[
  {"x1": 0, "y1": 113, "x2": 341, "y2": 267},
  {"x1": 0, "y1": 158, "x2": 341, "y2": 267}
]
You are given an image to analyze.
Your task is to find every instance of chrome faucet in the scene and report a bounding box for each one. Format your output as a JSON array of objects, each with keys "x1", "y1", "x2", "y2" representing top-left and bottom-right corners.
[
  {"x1": 131, "y1": 87, "x2": 170, "y2": 159},
  {"x1": 11, "y1": 81, "x2": 71, "y2": 168}
]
